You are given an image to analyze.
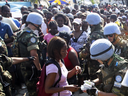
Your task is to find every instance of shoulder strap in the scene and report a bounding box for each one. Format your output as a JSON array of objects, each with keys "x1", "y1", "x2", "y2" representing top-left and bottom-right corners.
[{"x1": 45, "y1": 59, "x2": 62, "y2": 87}]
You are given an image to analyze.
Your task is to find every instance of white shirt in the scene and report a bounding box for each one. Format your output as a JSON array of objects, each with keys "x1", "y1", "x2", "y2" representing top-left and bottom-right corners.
[
  {"x1": 58, "y1": 25, "x2": 71, "y2": 34},
  {"x1": 41, "y1": 22, "x2": 47, "y2": 35},
  {"x1": 70, "y1": 31, "x2": 88, "y2": 53}
]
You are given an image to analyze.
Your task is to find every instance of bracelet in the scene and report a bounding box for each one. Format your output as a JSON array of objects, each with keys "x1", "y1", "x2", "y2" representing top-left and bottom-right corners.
[{"x1": 63, "y1": 87, "x2": 66, "y2": 90}]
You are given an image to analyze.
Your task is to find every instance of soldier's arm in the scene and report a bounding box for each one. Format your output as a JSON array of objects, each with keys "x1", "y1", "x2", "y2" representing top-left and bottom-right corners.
[
  {"x1": 11, "y1": 57, "x2": 30, "y2": 65},
  {"x1": 30, "y1": 49, "x2": 41, "y2": 70}
]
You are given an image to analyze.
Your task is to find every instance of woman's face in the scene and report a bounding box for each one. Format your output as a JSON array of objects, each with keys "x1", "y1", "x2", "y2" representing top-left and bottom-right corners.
[
  {"x1": 82, "y1": 22, "x2": 88, "y2": 31},
  {"x1": 56, "y1": 17, "x2": 64, "y2": 27},
  {"x1": 60, "y1": 44, "x2": 67, "y2": 59},
  {"x1": 46, "y1": 13, "x2": 52, "y2": 22},
  {"x1": 73, "y1": 23, "x2": 81, "y2": 31}
]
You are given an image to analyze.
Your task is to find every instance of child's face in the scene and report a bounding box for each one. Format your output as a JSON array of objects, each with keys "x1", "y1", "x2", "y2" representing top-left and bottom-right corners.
[{"x1": 50, "y1": 25, "x2": 58, "y2": 35}]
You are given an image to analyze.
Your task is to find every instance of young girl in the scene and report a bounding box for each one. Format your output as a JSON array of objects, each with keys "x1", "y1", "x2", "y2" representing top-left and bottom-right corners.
[
  {"x1": 43, "y1": 21, "x2": 58, "y2": 43},
  {"x1": 45, "y1": 36, "x2": 81, "y2": 96}
]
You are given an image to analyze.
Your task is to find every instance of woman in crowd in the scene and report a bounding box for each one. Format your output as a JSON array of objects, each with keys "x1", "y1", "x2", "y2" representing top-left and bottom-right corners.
[
  {"x1": 45, "y1": 36, "x2": 81, "y2": 96},
  {"x1": 70, "y1": 18, "x2": 88, "y2": 54},
  {"x1": 58, "y1": 32, "x2": 80, "y2": 85}
]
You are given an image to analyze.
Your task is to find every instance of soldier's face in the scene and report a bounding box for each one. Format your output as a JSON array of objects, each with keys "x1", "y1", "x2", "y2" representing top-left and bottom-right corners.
[{"x1": 106, "y1": 34, "x2": 114, "y2": 43}]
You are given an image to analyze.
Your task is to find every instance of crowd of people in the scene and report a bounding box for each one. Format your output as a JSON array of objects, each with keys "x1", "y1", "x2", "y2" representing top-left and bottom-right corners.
[{"x1": 0, "y1": 2, "x2": 128, "y2": 96}]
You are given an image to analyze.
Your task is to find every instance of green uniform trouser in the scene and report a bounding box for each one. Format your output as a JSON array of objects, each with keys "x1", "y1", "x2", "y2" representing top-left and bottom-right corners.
[{"x1": 21, "y1": 64, "x2": 38, "y2": 96}]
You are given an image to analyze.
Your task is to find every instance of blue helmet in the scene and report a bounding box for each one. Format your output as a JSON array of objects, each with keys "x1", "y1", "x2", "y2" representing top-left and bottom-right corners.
[
  {"x1": 26, "y1": 12, "x2": 43, "y2": 25},
  {"x1": 86, "y1": 13, "x2": 101, "y2": 25}
]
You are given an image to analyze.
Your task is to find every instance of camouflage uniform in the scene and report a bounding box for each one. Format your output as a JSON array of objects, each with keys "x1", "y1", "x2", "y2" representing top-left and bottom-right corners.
[
  {"x1": 18, "y1": 27, "x2": 40, "y2": 96},
  {"x1": 79, "y1": 24, "x2": 105, "y2": 80},
  {"x1": 0, "y1": 37, "x2": 8, "y2": 56},
  {"x1": 99, "y1": 54, "x2": 128, "y2": 96},
  {"x1": 114, "y1": 39, "x2": 128, "y2": 59},
  {"x1": 0, "y1": 54, "x2": 12, "y2": 96}
]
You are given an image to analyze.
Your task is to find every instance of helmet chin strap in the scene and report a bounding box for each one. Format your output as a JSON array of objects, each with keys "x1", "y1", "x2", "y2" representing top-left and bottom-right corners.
[
  {"x1": 30, "y1": 23, "x2": 41, "y2": 32},
  {"x1": 112, "y1": 34, "x2": 119, "y2": 45}
]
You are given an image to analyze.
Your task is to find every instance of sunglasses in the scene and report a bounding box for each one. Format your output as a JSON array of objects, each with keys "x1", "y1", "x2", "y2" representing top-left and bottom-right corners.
[{"x1": 105, "y1": 34, "x2": 113, "y2": 37}]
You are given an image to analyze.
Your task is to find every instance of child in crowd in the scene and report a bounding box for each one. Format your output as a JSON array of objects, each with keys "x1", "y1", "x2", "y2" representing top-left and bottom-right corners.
[{"x1": 43, "y1": 21, "x2": 59, "y2": 43}]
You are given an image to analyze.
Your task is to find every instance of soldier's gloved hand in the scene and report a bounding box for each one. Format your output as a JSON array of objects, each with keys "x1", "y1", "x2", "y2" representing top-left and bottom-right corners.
[{"x1": 28, "y1": 56, "x2": 35, "y2": 61}]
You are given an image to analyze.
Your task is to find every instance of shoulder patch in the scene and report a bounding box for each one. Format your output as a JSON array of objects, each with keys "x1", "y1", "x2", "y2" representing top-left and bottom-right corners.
[
  {"x1": 30, "y1": 37, "x2": 36, "y2": 43},
  {"x1": 115, "y1": 75, "x2": 122, "y2": 83}
]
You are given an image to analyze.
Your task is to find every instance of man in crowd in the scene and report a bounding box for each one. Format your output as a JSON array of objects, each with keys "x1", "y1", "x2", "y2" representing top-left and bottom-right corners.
[
  {"x1": 18, "y1": 12, "x2": 42, "y2": 96},
  {"x1": 104, "y1": 23, "x2": 128, "y2": 59}
]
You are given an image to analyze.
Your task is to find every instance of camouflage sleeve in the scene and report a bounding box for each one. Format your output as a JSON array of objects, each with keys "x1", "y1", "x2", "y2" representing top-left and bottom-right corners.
[
  {"x1": 1, "y1": 54, "x2": 12, "y2": 69},
  {"x1": 90, "y1": 33, "x2": 103, "y2": 44},
  {"x1": 79, "y1": 43, "x2": 90, "y2": 59},
  {"x1": 24, "y1": 33, "x2": 39, "y2": 51}
]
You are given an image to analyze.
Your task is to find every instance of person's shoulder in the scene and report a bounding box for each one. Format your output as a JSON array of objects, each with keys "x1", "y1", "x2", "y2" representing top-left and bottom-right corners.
[
  {"x1": 68, "y1": 46, "x2": 77, "y2": 55},
  {"x1": 46, "y1": 63, "x2": 58, "y2": 73},
  {"x1": 1, "y1": 22, "x2": 10, "y2": 27}
]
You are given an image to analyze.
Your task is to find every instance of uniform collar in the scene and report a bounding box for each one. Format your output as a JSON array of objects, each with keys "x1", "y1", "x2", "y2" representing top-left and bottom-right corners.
[{"x1": 91, "y1": 24, "x2": 103, "y2": 32}]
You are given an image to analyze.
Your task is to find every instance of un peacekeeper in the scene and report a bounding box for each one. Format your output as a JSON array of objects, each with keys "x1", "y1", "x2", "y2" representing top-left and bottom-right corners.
[
  {"x1": 79, "y1": 13, "x2": 105, "y2": 80},
  {"x1": 0, "y1": 37, "x2": 35, "y2": 96},
  {"x1": 83, "y1": 38, "x2": 128, "y2": 96},
  {"x1": 18, "y1": 12, "x2": 43, "y2": 96},
  {"x1": 104, "y1": 23, "x2": 128, "y2": 59}
]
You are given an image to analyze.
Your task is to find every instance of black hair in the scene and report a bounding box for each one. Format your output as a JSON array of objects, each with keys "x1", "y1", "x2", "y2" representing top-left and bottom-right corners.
[
  {"x1": 58, "y1": 32, "x2": 71, "y2": 44},
  {"x1": 22, "y1": 11, "x2": 29, "y2": 15},
  {"x1": 72, "y1": 9, "x2": 76, "y2": 12},
  {"x1": 1, "y1": 5, "x2": 9, "y2": 12},
  {"x1": 22, "y1": 14, "x2": 28, "y2": 24},
  {"x1": 55, "y1": 13, "x2": 67, "y2": 23},
  {"x1": 47, "y1": 11, "x2": 53, "y2": 16},
  {"x1": 80, "y1": 8, "x2": 85, "y2": 12},
  {"x1": 48, "y1": 21, "x2": 58, "y2": 29},
  {"x1": 110, "y1": 14, "x2": 117, "y2": 21},
  {"x1": 120, "y1": 9, "x2": 125, "y2": 13},
  {"x1": 34, "y1": 4, "x2": 38, "y2": 9},
  {"x1": 80, "y1": 5, "x2": 85, "y2": 9},
  {"x1": 100, "y1": 9, "x2": 104, "y2": 14}
]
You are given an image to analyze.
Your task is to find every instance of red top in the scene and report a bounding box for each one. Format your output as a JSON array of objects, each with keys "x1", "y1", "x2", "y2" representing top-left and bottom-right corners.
[{"x1": 64, "y1": 46, "x2": 77, "y2": 70}]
